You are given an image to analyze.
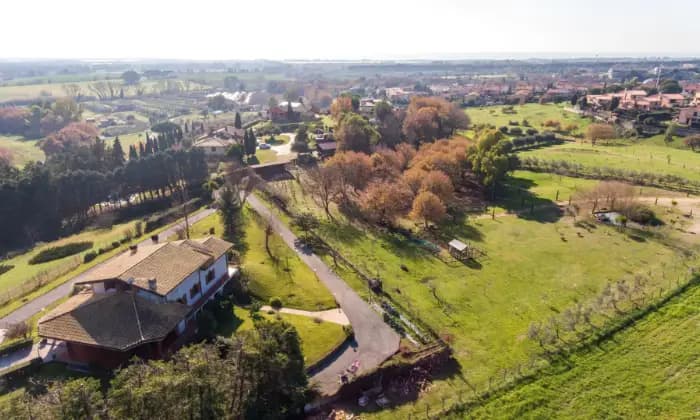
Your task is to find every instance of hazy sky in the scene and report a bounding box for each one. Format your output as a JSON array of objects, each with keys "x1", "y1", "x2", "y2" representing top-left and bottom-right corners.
[{"x1": 3, "y1": 0, "x2": 699, "y2": 60}]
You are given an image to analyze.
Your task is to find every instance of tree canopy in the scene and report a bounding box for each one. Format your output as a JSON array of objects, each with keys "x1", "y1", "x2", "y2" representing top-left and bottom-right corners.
[
  {"x1": 5, "y1": 320, "x2": 308, "y2": 419},
  {"x1": 402, "y1": 96, "x2": 469, "y2": 144},
  {"x1": 335, "y1": 113, "x2": 379, "y2": 153}
]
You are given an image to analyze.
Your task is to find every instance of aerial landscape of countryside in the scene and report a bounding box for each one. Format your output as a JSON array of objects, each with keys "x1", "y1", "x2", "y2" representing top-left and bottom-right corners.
[{"x1": 1, "y1": 1, "x2": 700, "y2": 419}]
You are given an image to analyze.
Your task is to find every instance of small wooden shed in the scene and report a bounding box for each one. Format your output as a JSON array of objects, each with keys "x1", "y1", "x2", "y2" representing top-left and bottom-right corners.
[{"x1": 448, "y1": 239, "x2": 469, "y2": 258}]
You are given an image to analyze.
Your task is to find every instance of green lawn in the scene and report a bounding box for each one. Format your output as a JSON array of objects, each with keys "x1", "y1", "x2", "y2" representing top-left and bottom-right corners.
[
  {"x1": 270, "y1": 172, "x2": 698, "y2": 418},
  {"x1": 181, "y1": 210, "x2": 337, "y2": 311},
  {"x1": 0, "y1": 135, "x2": 45, "y2": 167},
  {"x1": 217, "y1": 306, "x2": 346, "y2": 366},
  {"x1": 520, "y1": 138, "x2": 700, "y2": 182},
  {"x1": 251, "y1": 149, "x2": 279, "y2": 165},
  {"x1": 0, "y1": 219, "x2": 147, "y2": 296},
  {"x1": 465, "y1": 103, "x2": 591, "y2": 134},
  {"x1": 278, "y1": 313, "x2": 346, "y2": 366},
  {"x1": 462, "y1": 282, "x2": 700, "y2": 419}
]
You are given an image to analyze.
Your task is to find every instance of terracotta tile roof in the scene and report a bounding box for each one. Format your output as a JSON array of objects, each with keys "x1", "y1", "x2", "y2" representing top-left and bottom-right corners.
[
  {"x1": 76, "y1": 237, "x2": 233, "y2": 296},
  {"x1": 38, "y1": 291, "x2": 189, "y2": 351}
]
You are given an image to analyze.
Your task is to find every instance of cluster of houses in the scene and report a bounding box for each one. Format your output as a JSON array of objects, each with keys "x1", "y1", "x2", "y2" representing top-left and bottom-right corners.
[{"x1": 192, "y1": 125, "x2": 246, "y2": 158}]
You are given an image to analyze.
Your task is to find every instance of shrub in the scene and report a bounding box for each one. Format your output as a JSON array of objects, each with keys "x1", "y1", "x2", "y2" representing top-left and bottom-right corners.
[
  {"x1": 197, "y1": 309, "x2": 218, "y2": 338},
  {"x1": 209, "y1": 227, "x2": 216, "y2": 235},
  {"x1": 269, "y1": 297, "x2": 283, "y2": 309},
  {"x1": 499, "y1": 126, "x2": 508, "y2": 133},
  {"x1": 526, "y1": 128, "x2": 538, "y2": 135},
  {"x1": 0, "y1": 264, "x2": 14, "y2": 276},
  {"x1": 29, "y1": 242, "x2": 93, "y2": 265},
  {"x1": 97, "y1": 248, "x2": 105, "y2": 255},
  {"x1": 626, "y1": 204, "x2": 658, "y2": 225},
  {"x1": 5, "y1": 321, "x2": 29, "y2": 340},
  {"x1": 509, "y1": 127, "x2": 523, "y2": 135},
  {"x1": 83, "y1": 251, "x2": 98, "y2": 263},
  {"x1": 343, "y1": 325, "x2": 354, "y2": 338},
  {"x1": 111, "y1": 241, "x2": 121, "y2": 249},
  {"x1": 135, "y1": 221, "x2": 144, "y2": 237}
]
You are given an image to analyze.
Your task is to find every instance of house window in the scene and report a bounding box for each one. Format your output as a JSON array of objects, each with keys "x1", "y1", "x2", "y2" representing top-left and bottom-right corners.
[
  {"x1": 211, "y1": 147, "x2": 216, "y2": 152},
  {"x1": 206, "y1": 270, "x2": 215, "y2": 284},
  {"x1": 189, "y1": 283, "x2": 201, "y2": 299}
]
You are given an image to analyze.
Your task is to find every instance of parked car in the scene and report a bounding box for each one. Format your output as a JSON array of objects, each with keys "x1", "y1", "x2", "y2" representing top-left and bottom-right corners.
[{"x1": 259, "y1": 143, "x2": 271, "y2": 150}]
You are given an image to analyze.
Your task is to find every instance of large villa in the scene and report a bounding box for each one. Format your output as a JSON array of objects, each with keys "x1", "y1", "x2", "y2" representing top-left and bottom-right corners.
[{"x1": 37, "y1": 236, "x2": 235, "y2": 368}]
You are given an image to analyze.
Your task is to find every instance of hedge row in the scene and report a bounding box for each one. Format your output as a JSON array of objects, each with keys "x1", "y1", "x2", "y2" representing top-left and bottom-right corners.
[
  {"x1": 28, "y1": 241, "x2": 94, "y2": 265},
  {"x1": 0, "y1": 338, "x2": 32, "y2": 357}
]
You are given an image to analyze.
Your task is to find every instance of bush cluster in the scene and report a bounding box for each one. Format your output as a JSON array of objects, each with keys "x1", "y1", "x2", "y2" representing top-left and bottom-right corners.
[
  {"x1": 83, "y1": 251, "x2": 98, "y2": 263},
  {"x1": 29, "y1": 242, "x2": 94, "y2": 265},
  {"x1": 510, "y1": 132, "x2": 558, "y2": 150},
  {"x1": 0, "y1": 264, "x2": 13, "y2": 276}
]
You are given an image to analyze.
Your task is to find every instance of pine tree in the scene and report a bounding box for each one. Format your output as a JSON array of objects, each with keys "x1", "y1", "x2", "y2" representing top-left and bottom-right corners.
[
  {"x1": 234, "y1": 112, "x2": 242, "y2": 129},
  {"x1": 112, "y1": 136, "x2": 125, "y2": 166},
  {"x1": 128, "y1": 145, "x2": 138, "y2": 160}
]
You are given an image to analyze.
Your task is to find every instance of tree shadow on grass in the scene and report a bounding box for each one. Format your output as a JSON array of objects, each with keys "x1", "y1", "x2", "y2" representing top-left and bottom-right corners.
[
  {"x1": 215, "y1": 307, "x2": 246, "y2": 337},
  {"x1": 494, "y1": 175, "x2": 564, "y2": 223},
  {"x1": 319, "y1": 220, "x2": 364, "y2": 247},
  {"x1": 434, "y1": 212, "x2": 485, "y2": 243}
]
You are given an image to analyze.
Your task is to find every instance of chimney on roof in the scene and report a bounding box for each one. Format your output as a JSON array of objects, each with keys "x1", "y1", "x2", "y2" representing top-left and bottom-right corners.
[
  {"x1": 129, "y1": 244, "x2": 138, "y2": 254},
  {"x1": 148, "y1": 278, "x2": 157, "y2": 291}
]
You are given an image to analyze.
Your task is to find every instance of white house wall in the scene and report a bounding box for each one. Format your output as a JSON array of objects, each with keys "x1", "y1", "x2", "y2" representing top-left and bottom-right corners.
[{"x1": 165, "y1": 254, "x2": 228, "y2": 306}]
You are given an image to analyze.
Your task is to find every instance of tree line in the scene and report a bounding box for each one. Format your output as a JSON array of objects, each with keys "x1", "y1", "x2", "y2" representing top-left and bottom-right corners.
[
  {"x1": 0, "y1": 133, "x2": 207, "y2": 252},
  {"x1": 0, "y1": 98, "x2": 82, "y2": 139},
  {"x1": 518, "y1": 156, "x2": 700, "y2": 195}
]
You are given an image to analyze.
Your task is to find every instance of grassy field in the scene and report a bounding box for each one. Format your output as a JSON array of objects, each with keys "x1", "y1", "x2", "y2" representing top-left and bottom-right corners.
[
  {"x1": 0, "y1": 219, "x2": 147, "y2": 295},
  {"x1": 520, "y1": 138, "x2": 700, "y2": 182},
  {"x1": 270, "y1": 171, "x2": 698, "y2": 418},
  {"x1": 465, "y1": 103, "x2": 591, "y2": 134},
  {"x1": 0, "y1": 135, "x2": 45, "y2": 167},
  {"x1": 461, "y1": 282, "x2": 700, "y2": 419},
  {"x1": 180, "y1": 210, "x2": 337, "y2": 311},
  {"x1": 0, "y1": 80, "x2": 108, "y2": 102}
]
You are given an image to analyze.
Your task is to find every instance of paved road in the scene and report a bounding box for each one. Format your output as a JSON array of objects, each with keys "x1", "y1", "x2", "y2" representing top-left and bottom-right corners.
[
  {"x1": 268, "y1": 132, "x2": 296, "y2": 157},
  {"x1": 0, "y1": 208, "x2": 216, "y2": 328},
  {"x1": 247, "y1": 195, "x2": 400, "y2": 396}
]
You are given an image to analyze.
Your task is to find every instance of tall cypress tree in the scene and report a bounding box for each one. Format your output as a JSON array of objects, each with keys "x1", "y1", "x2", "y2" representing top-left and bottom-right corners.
[
  {"x1": 145, "y1": 137, "x2": 153, "y2": 155},
  {"x1": 128, "y1": 145, "x2": 138, "y2": 160},
  {"x1": 138, "y1": 142, "x2": 145, "y2": 157},
  {"x1": 234, "y1": 112, "x2": 242, "y2": 129},
  {"x1": 112, "y1": 136, "x2": 125, "y2": 166}
]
